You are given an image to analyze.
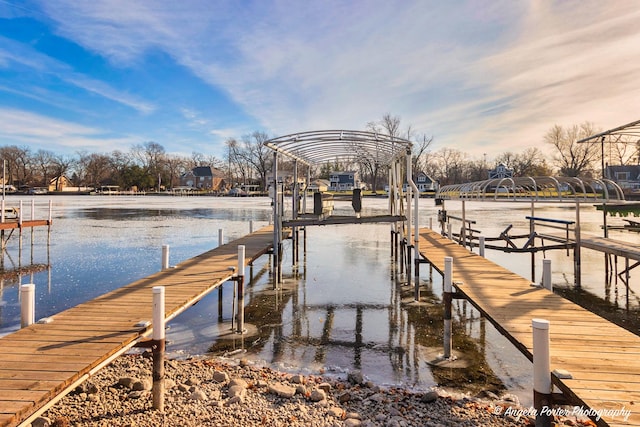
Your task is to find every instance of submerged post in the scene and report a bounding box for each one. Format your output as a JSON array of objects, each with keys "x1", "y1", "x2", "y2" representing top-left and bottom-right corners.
[
  {"x1": 236, "y1": 245, "x2": 245, "y2": 334},
  {"x1": 161, "y1": 244, "x2": 170, "y2": 271},
  {"x1": 152, "y1": 286, "x2": 165, "y2": 412},
  {"x1": 542, "y1": 259, "x2": 552, "y2": 291},
  {"x1": 443, "y1": 257, "x2": 453, "y2": 359},
  {"x1": 20, "y1": 283, "x2": 35, "y2": 328},
  {"x1": 532, "y1": 318, "x2": 551, "y2": 427}
]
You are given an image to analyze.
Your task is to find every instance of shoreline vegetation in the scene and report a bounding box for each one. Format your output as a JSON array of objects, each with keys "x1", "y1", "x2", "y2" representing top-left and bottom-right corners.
[{"x1": 37, "y1": 353, "x2": 592, "y2": 427}]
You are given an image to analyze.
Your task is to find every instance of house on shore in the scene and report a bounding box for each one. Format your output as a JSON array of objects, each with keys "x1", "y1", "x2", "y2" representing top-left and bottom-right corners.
[
  {"x1": 180, "y1": 166, "x2": 227, "y2": 192},
  {"x1": 329, "y1": 171, "x2": 362, "y2": 191},
  {"x1": 605, "y1": 165, "x2": 640, "y2": 191},
  {"x1": 488, "y1": 163, "x2": 514, "y2": 179}
]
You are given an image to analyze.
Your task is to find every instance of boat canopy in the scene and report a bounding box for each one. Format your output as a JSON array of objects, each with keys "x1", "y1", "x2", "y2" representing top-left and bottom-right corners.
[
  {"x1": 264, "y1": 130, "x2": 412, "y2": 166},
  {"x1": 436, "y1": 176, "x2": 625, "y2": 203}
]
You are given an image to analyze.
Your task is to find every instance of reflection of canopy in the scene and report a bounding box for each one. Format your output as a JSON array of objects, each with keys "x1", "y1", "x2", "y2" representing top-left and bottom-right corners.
[
  {"x1": 264, "y1": 130, "x2": 412, "y2": 166},
  {"x1": 577, "y1": 119, "x2": 640, "y2": 144},
  {"x1": 436, "y1": 176, "x2": 624, "y2": 202}
]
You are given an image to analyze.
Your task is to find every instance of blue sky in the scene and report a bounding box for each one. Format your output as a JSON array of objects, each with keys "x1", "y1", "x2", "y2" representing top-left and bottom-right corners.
[{"x1": 1, "y1": 1, "x2": 639, "y2": 161}]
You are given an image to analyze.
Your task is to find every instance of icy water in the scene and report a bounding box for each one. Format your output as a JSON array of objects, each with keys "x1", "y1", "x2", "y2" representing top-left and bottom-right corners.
[{"x1": 0, "y1": 195, "x2": 638, "y2": 407}]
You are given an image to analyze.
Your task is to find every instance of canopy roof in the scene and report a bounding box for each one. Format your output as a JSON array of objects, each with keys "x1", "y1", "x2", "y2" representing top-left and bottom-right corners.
[
  {"x1": 264, "y1": 130, "x2": 412, "y2": 166},
  {"x1": 437, "y1": 176, "x2": 625, "y2": 202},
  {"x1": 577, "y1": 119, "x2": 640, "y2": 144}
]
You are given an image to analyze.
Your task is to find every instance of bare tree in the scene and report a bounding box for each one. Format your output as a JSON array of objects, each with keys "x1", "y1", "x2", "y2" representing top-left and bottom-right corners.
[
  {"x1": 0, "y1": 145, "x2": 32, "y2": 187},
  {"x1": 33, "y1": 149, "x2": 56, "y2": 187},
  {"x1": 164, "y1": 154, "x2": 188, "y2": 189},
  {"x1": 433, "y1": 148, "x2": 468, "y2": 185},
  {"x1": 239, "y1": 131, "x2": 272, "y2": 190},
  {"x1": 412, "y1": 133, "x2": 433, "y2": 172},
  {"x1": 545, "y1": 122, "x2": 600, "y2": 177}
]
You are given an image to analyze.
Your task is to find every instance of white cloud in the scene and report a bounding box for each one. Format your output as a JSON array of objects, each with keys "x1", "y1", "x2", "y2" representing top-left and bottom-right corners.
[
  {"x1": 67, "y1": 75, "x2": 155, "y2": 114},
  {"x1": 0, "y1": 108, "x2": 136, "y2": 152}
]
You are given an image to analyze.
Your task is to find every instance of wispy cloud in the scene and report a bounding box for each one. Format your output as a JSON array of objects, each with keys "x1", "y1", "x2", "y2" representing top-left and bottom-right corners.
[
  {"x1": 67, "y1": 75, "x2": 155, "y2": 114},
  {"x1": 19, "y1": 0, "x2": 640, "y2": 159},
  {"x1": 0, "y1": 107, "x2": 136, "y2": 152},
  {"x1": 0, "y1": 35, "x2": 155, "y2": 114}
]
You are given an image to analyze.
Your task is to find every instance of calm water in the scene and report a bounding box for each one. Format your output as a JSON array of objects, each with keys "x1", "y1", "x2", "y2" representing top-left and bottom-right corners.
[{"x1": 1, "y1": 195, "x2": 638, "y2": 407}]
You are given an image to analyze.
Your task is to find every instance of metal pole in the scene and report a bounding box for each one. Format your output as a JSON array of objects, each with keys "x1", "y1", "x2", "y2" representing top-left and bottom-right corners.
[
  {"x1": 161, "y1": 244, "x2": 169, "y2": 271},
  {"x1": 152, "y1": 286, "x2": 165, "y2": 412},
  {"x1": 574, "y1": 201, "x2": 581, "y2": 287},
  {"x1": 20, "y1": 283, "x2": 35, "y2": 328},
  {"x1": 443, "y1": 257, "x2": 453, "y2": 359},
  {"x1": 461, "y1": 200, "x2": 466, "y2": 248},
  {"x1": 532, "y1": 318, "x2": 551, "y2": 427},
  {"x1": 542, "y1": 259, "x2": 552, "y2": 291},
  {"x1": 236, "y1": 245, "x2": 245, "y2": 334},
  {"x1": 272, "y1": 151, "x2": 280, "y2": 287}
]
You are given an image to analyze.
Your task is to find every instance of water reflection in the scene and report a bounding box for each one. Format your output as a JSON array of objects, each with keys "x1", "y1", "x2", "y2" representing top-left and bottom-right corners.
[{"x1": 203, "y1": 225, "x2": 510, "y2": 397}]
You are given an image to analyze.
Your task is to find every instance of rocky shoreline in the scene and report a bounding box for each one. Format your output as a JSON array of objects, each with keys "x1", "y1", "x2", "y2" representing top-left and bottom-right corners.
[{"x1": 37, "y1": 353, "x2": 581, "y2": 427}]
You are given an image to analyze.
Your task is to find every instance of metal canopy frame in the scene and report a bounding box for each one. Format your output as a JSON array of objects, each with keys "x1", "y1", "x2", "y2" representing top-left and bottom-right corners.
[
  {"x1": 436, "y1": 176, "x2": 625, "y2": 202},
  {"x1": 577, "y1": 118, "x2": 640, "y2": 144},
  {"x1": 264, "y1": 130, "x2": 412, "y2": 166},
  {"x1": 264, "y1": 129, "x2": 421, "y2": 300}
]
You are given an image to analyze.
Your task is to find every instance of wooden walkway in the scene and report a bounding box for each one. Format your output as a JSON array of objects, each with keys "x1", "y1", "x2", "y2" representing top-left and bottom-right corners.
[
  {"x1": 0, "y1": 226, "x2": 275, "y2": 427},
  {"x1": 418, "y1": 228, "x2": 639, "y2": 427},
  {"x1": 0, "y1": 220, "x2": 50, "y2": 231},
  {"x1": 580, "y1": 234, "x2": 640, "y2": 261}
]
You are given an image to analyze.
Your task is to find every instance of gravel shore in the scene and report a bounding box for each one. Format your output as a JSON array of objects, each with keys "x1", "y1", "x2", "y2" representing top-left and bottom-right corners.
[{"x1": 38, "y1": 353, "x2": 564, "y2": 427}]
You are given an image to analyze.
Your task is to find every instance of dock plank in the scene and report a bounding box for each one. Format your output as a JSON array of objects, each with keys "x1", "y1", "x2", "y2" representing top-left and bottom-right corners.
[
  {"x1": 418, "y1": 227, "x2": 640, "y2": 426},
  {"x1": 0, "y1": 225, "x2": 276, "y2": 427}
]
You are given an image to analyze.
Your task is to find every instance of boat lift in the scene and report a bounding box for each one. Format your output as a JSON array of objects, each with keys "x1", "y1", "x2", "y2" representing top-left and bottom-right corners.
[{"x1": 264, "y1": 130, "x2": 422, "y2": 297}]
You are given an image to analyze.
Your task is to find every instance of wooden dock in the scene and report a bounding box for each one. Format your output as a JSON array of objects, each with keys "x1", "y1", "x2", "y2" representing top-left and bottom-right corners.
[
  {"x1": 0, "y1": 225, "x2": 275, "y2": 427},
  {"x1": 418, "y1": 228, "x2": 639, "y2": 427},
  {"x1": 0, "y1": 220, "x2": 50, "y2": 231}
]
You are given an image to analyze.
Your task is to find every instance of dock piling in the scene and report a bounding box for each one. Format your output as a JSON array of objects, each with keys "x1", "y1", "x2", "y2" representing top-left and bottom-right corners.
[
  {"x1": 542, "y1": 259, "x2": 552, "y2": 291},
  {"x1": 532, "y1": 318, "x2": 551, "y2": 427},
  {"x1": 218, "y1": 229, "x2": 224, "y2": 247},
  {"x1": 236, "y1": 245, "x2": 245, "y2": 334},
  {"x1": 152, "y1": 286, "x2": 165, "y2": 412},
  {"x1": 443, "y1": 257, "x2": 453, "y2": 359},
  {"x1": 20, "y1": 284, "x2": 35, "y2": 328},
  {"x1": 161, "y1": 245, "x2": 170, "y2": 271},
  {"x1": 479, "y1": 236, "x2": 485, "y2": 257}
]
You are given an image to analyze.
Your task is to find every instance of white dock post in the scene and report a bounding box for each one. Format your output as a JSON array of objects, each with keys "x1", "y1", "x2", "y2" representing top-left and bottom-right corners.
[
  {"x1": 443, "y1": 257, "x2": 453, "y2": 359},
  {"x1": 532, "y1": 318, "x2": 552, "y2": 427},
  {"x1": 18, "y1": 200, "x2": 23, "y2": 225},
  {"x1": 1, "y1": 199, "x2": 4, "y2": 223},
  {"x1": 152, "y1": 286, "x2": 166, "y2": 412},
  {"x1": 31, "y1": 199, "x2": 35, "y2": 220},
  {"x1": 479, "y1": 236, "x2": 485, "y2": 257},
  {"x1": 20, "y1": 284, "x2": 35, "y2": 328},
  {"x1": 48, "y1": 200, "x2": 52, "y2": 223},
  {"x1": 161, "y1": 245, "x2": 170, "y2": 271},
  {"x1": 542, "y1": 259, "x2": 552, "y2": 291},
  {"x1": 218, "y1": 229, "x2": 224, "y2": 247},
  {"x1": 236, "y1": 245, "x2": 245, "y2": 334}
]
